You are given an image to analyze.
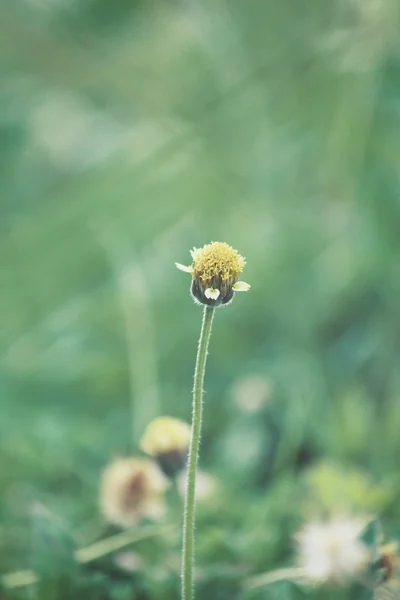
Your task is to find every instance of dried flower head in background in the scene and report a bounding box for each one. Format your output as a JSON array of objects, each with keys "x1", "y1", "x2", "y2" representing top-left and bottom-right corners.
[
  {"x1": 140, "y1": 416, "x2": 191, "y2": 477},
  {"x1": 371, "y1": 542, "x2": 400, "y2": 600},
  {"x1": 376, "y1": 542, "x2": 399, "y2": 584},
  {"x1": 296, "y1": 516, "x2": 370, "y2": 585},
  {"x1": 100, "y1": 458, "x2": 169, "y2": 527},
  {"x1": 176, "y1": 242, "x2": 250, "y2": 306}
]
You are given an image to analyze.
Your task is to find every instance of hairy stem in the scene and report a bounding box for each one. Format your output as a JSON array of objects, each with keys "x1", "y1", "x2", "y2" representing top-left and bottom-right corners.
[{"x1": 181, "y1": 306, "x2": 215, "y2": 600}]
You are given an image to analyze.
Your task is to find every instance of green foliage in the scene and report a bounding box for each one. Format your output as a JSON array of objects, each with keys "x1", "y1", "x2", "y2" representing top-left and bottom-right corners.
[
  {"x1": 303, "y1": 463, "x2": 393, "y2": 514},
  {"x1": 1, "y1": 0, "x2": 400, "y2": 598}
]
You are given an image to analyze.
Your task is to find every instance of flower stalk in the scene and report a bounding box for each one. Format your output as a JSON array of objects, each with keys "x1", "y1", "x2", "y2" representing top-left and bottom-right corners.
[
  {"x1": 181, "y1": 305, "x2": 215, "y2": 600},
  {"x1": 176, "y1": 241, "x2": 250, "y2": 599}
]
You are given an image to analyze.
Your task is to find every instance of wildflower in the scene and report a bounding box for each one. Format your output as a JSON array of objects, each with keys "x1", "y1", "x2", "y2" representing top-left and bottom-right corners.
[
  {"x1": 295, "y1": 516, "x2": 370, "y2": 584},
  {"x1": 100, "y1": 458, "x2": 169, "y2": 527},
  {"x1": 232, "y1": 374, "x2": 273, "y2": 412},
  {"x1": 115, "y1": 551, "x2": 143, "y2": 573},
  {"x1": 140, "y1": 417, "x2": 191, "y2": 478},
  {"x1": 177, "y1": 469, "x2": 218, "y2": 502},
  {"x1": 176, "y1": 241, "x2": 250, "y2": 306},
  {"x1": 177, "y1": 243, "x2": 250, "y2": 600},
  {"x1": 375, "y1": 542, "x2": 398, "y2": 583}
]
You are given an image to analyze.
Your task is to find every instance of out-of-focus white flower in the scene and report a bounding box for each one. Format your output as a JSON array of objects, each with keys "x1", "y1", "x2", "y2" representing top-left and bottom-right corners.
[
  {"x1": 114, "y1": 551, "x2": 143, "y2": 572},
  {"x1": 295, "y1": 516, "x2": 370, "y2": 584},
  {"x1": 177, "y1": 470, "x2": 218, "y2": 502},
  {"x1": 100, "y1": 458, "x2": 169, "y2": 527},
  {"x1": 232, "y1": 374, "x2": 273, "y2": 412}
]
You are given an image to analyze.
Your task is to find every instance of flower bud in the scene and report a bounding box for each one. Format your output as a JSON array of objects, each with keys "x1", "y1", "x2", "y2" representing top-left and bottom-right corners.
[{"x1": 140, "y1": 416, "x2": 191, "y2": 478}]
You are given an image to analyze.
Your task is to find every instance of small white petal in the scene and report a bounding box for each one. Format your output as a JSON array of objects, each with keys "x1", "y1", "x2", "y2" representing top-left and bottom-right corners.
[
  {"x1": 175, "y1": 262, "x2": 194, "y2": 274},
  {"x1": 232, "y1": 281, "x2": 251, "y2": 292},
  {"x1": 190, "y1": 247, "x2": 201, "y2": 260},
  {"x1": 204, "y1": 288, "x2": 220, "y2": 300}
]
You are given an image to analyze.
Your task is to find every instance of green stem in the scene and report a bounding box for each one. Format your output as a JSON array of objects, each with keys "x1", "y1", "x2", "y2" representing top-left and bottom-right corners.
[
  {"x1": 242, "y1": 567, "x2": 307, "y2": 594},
  {"x1": 1, "y1": 524, "x2": 174, "y2": 590},
  {"x1": 181, "y1": 306, "x2": 215, "y2": 600}
]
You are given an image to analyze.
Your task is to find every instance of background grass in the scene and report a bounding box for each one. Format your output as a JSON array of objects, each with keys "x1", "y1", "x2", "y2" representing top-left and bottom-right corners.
[{"x1": 1, "y1": 0, "x2": 400, "y2": 598}]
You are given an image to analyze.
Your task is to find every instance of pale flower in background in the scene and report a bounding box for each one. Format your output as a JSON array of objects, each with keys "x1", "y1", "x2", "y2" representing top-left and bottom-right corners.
[
  {"x1": 296, "y1": 516, "x2": 370, "y2": 584},
  {"x1": 114, "y1": 551, "x2": 143, "y2": 573},
  {"x1": 232, "y1": 374, "x2": 273, "y2": 413},
  {"x1": 100, "y1": 458, "x2": 169, "y2": 527},
  {"x1": 177, "y1": 469, "x2": 218, "y2": 502}
]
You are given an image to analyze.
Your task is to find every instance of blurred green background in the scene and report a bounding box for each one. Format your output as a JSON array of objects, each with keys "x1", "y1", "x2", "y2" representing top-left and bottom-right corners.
[{"x1": 1, "y1": 0, "x2": 400, "y2": 598}]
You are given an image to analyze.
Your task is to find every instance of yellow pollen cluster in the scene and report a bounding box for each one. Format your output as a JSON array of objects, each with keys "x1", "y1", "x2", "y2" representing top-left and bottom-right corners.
[{"x1": 193, "y1": 242, "x2": 245, "y2": 282}]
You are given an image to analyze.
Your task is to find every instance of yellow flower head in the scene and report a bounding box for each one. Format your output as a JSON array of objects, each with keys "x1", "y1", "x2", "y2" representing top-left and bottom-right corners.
[
  {"x1": 100, "y1": 458, "x2": 169, "y2": 527},
  {"x1": 176, "y1": 241, "x2": 250, "y2": 306},
  {"x1": 140, "y1": 417, "x2": 191, "y2": 478},
  {"x1": 140, "y1": 417, "x2": 191, "y2": 456}
]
